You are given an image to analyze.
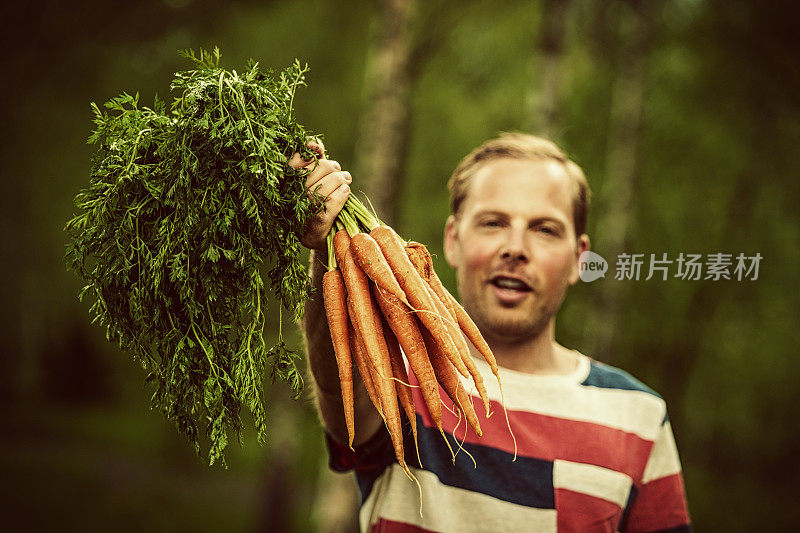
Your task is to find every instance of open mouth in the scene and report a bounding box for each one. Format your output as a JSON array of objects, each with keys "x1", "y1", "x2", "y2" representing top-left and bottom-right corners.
[{"x1": 489, "y1": 275, "x2": 532, "y2": 292}]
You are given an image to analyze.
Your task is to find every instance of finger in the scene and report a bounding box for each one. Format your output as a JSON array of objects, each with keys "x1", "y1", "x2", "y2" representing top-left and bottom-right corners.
[
  {"x1": 307, "y1": 138, "x2": 326, "y2": 159},
  {"x1": 324, "y1": 182, "x2": 351, "y2": 220},
  {"x1": 288, "y1": 152, "x2": 308, "y2": 170},
  {"x1": 305, "y1": 159, "x2": 342, "y2": 188},
  {"x1": 307, "y1": 171, "x2": 352, "y2": 200},
  {"x1": 309, "y1": 182, "x2": 351, "y2": 236},
  {"x1": 288, "y1": 139, "x2": 327, "y2": 170}
]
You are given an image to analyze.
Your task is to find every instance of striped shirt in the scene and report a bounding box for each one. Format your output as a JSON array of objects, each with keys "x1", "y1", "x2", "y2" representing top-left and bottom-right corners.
[{"x1": 327, "y1": 352, "x2": 691, "y2": 532}]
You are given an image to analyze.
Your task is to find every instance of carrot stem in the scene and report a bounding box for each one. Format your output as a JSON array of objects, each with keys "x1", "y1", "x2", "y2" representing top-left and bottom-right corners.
[{"x1": 326, "y1": 230, "x2": 337, "y2": 271}]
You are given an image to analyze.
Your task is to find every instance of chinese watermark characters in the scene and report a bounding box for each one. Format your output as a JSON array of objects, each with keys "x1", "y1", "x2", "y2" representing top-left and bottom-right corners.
[{"x1": 579, "y1": 252, "x2": 762, "y2": 282}]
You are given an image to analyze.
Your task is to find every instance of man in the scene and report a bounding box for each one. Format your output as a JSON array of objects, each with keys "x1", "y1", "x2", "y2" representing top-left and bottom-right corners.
[{"x1": 295, "y1": 133, "x2": 691, "y2": 532}]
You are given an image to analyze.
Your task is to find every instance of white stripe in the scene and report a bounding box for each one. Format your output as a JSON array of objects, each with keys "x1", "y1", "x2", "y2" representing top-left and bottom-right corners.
[
  {"x1": 361, "y1": 464, "x2": 557, "y2": 533},
  {"x1": 641, "y1": 421, "x2": 682, "y2": 483},
  {"x1": 464, "y1": 356, "x2": 666, "y2": 441},
  {"x1": 553, "y1": 460, "x2": 633, "y2": 508}
]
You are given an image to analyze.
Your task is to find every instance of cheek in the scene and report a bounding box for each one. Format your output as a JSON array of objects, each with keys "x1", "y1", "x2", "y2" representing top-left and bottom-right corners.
[
  {"x1": 460, "y1": 239, "x2": 496, "y2": 272},
  {"x1": 538, "y1": 248, "x2": 577, "y2": 284}
]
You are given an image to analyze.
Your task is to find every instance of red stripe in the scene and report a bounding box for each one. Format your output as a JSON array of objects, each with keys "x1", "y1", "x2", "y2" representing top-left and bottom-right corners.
[
  {"x1": 624, "y1": 473, "x2": 691, "y2": 531},
  {"x1": 409, "y1": 370, "x2": 653, "y2": 482},
  {"x1": 555, "y1": 488, "x2": 623, "y2": 532},
  {"x1": 370, "y1": 518, "x2": 437, "y2": 533}
]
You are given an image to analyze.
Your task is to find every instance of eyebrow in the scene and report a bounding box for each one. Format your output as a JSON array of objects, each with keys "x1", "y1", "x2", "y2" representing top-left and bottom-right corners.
[{"x1": 473, "y1": 210, "x2": 568, "y2": 228}]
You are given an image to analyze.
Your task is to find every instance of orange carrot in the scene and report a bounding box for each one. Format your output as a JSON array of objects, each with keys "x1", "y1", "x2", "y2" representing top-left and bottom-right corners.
[
  {"x1": 340, "y1": 246, "x2": 408, "y2": 473},
  {"x1": 405, "y1": 242, "x2": 477, "y2": 392},
  {"x1": 322, "y1": 269, "x2": 355, "y2": 449},
  {"x1": 380, "y1": 308, "x2": 422, "y2": 466},
  {"x1": 421, "y1": 326, "x2": 482, "y2": 437},
  {"x1": 351, "y1": 232, "x2": 410, "y2": 307},
  {"x1": 333, "y1": 229, "x2": 351, "y2": 269},
  {"x1": 374, "y1": 285, "x2": 443, "y2": 432},
  {"x1": 406, "y1": 242, "x2": 458, "y2": 325},
  {"x1": 423, "y1": 281, "x2": 490, "y2": 416},
  {"x1": 403, "y1": 243, "x2": 474, "y2": 393},
  {"x1": 405, "y1": 241, "x2": 432, "y2": 280},
  {"x1": 341, "y1": 248, "x2": 388, "y2": 380},
  {"x1": 445, "y1": 288, "x2": 518, "y2": 459},
  {"x1": 445, "y1": 290, "x2": 500, "y2": 378},
  {"x1": 370, "y1": 225, "x2": 467, "y2": 378},
  {"x1": 348, "y1": 317, "x2": 383, "y2": 418},
  {"x1": 420, "y1": 281, "x2": 470, "y2": 376},
  {"x1": 384, "y1": 323, "x2": 416, "y2": 426}
]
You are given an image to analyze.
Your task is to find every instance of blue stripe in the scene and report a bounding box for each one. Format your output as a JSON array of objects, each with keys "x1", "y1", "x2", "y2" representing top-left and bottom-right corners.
[
  {"x1": 581, "y1": 360, "x2": 662, "y2": 399},
  {"x1": 582, "y1": 361, "x2": 670, "y2": 424},
  {"x1": 352, "y1": 414, "x2": 555, "y2": 509},
  {"x1": 618, "y1": 482, "x2": 638, "y2": 531},
  {"x1": 647, "y1": 526, "x2": 692, "y2": 533}
]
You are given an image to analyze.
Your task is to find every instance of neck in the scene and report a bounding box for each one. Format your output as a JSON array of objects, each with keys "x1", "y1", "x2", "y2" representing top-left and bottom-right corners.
[{"x1": 475, "y1": 320, "x2": 577, "y2": 375}]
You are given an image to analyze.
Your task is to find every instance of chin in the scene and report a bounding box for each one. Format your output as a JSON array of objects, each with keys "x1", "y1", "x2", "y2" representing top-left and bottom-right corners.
[
  {"x1": 477, "y1": 309, "x2": 551, "y2": 343},
  {"x1": 489, "y1": 321, "x2": 547, "y2": 342},
  {"x1": 461, "y1": 290, "x2": 555, "y2": 341}
]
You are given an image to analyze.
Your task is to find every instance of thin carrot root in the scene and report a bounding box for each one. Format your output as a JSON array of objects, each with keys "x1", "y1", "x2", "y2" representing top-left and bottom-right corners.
[
  {"x1": 454, "y1": 422, "x2": 477, "y2": 469},
  {"x1": 499, "y1": 382, "x2": 517, "y2": 461},
  {"x1": 445, "y1": 407, "x2": 477, "y2": 468},
  {"x1": 399, "y1": 465, "x2": 423, "y2": 518},
  {"x1": 439, "y1": 427, "x2": 456, "y2": 461},
  {"x1": 440, "y1": 397, "x2": 458, "y2": 417},
  {"x1": 388, "y1": 377, "x2": 420, "y2": 388},
  {"x1": 450, "y1": 409, "x2": 464, "y2": 464}
]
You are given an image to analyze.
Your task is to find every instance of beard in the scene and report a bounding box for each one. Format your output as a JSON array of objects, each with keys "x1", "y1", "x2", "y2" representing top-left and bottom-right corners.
[{"x1": 458, "y1": 275, "x2": 568, "y2": 345}]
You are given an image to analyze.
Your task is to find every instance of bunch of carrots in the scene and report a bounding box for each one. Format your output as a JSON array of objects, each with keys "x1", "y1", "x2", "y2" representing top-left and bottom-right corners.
[{"x1": 321, "y1": 195, "x2": 514, "y2": 481}]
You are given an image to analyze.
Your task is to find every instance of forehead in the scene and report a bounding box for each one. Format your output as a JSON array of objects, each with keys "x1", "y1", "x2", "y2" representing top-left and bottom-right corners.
[{"x1": 461, "y1": 158, "x2": 575, "y2": 223}]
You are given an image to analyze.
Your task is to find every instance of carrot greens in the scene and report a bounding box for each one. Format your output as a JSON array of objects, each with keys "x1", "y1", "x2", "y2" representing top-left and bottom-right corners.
[{"x1": 65, "y1": 48, "x2": 317, "y2": 466}]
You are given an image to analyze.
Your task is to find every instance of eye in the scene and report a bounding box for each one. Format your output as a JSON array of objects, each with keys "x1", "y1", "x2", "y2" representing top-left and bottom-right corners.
[
  {"x1": 535, "y1": 224, "x2": 560, "y2": 236},
  {"x1": 480, "y1": 218, "x2": 503, "y2": 228}
]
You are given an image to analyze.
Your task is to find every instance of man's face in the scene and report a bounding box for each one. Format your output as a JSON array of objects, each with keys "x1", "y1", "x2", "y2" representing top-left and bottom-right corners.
[{"x1": 444, "y1": 158, "x2": 589, "y2": 344}]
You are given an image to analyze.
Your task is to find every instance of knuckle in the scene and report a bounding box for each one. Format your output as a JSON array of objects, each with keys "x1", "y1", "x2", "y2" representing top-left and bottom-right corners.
[{"x1": 336, "y1": 184, "x2": 351, "y2": 200}]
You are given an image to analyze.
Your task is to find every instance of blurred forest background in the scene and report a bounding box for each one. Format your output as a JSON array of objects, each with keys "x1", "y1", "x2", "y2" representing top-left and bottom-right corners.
[{"x1": 1, "y1": 0, "x2": 799, "y2": 531}]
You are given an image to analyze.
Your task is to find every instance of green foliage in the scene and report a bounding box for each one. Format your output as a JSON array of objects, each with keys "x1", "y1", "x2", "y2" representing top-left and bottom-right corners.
[{"x1": 64, "y1": 48, "x2": 317, "y2": 466}]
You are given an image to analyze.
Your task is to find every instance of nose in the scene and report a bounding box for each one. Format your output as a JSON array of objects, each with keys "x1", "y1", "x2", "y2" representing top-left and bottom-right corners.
[{"x1": 500, "y1": 226, "x2": 529, "y2": 263}]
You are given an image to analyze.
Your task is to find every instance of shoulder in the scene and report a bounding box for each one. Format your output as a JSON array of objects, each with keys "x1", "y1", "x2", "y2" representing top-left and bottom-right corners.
[
  {"x1": 579, "y1": 357, "x2": 662, "y2": 400},
  {"x1": 575, "y1": 355, "x2": 670, "y2": 431}
]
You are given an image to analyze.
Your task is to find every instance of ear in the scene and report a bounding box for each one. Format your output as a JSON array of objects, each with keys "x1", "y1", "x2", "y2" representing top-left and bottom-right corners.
[
  {"x1": 443, "y1": 215, "x2": 460, "y2": 269},
  {"x1": 568, "y1": 233, "x2": 590, "y2": 285}
]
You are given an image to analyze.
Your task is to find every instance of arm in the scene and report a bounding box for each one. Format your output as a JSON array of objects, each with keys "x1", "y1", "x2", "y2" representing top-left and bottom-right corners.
[
  {"x1": 292, "y1": 141, "x2": 383, "y2": 447},
  {"x1": 622, "y1": 420, "x2": 691, "y2": 532}
]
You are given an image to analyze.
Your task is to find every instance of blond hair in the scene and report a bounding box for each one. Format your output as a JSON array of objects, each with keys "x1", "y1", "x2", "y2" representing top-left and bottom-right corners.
[{"x1": 447, "y1": 133, "x2": 590, "y2": 236}]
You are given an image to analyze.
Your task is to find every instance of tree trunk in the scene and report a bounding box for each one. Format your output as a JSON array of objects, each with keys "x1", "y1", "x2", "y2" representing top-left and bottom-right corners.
[
  {"x1": 354, "y1": 0, "x2": 419, "y2": 228},
  {"x1": 590, "y1": 0, "x2": 657, "y2": 361},
  {"x1": 526, "y1": 0, "x2": 571, "y2": 138}
]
